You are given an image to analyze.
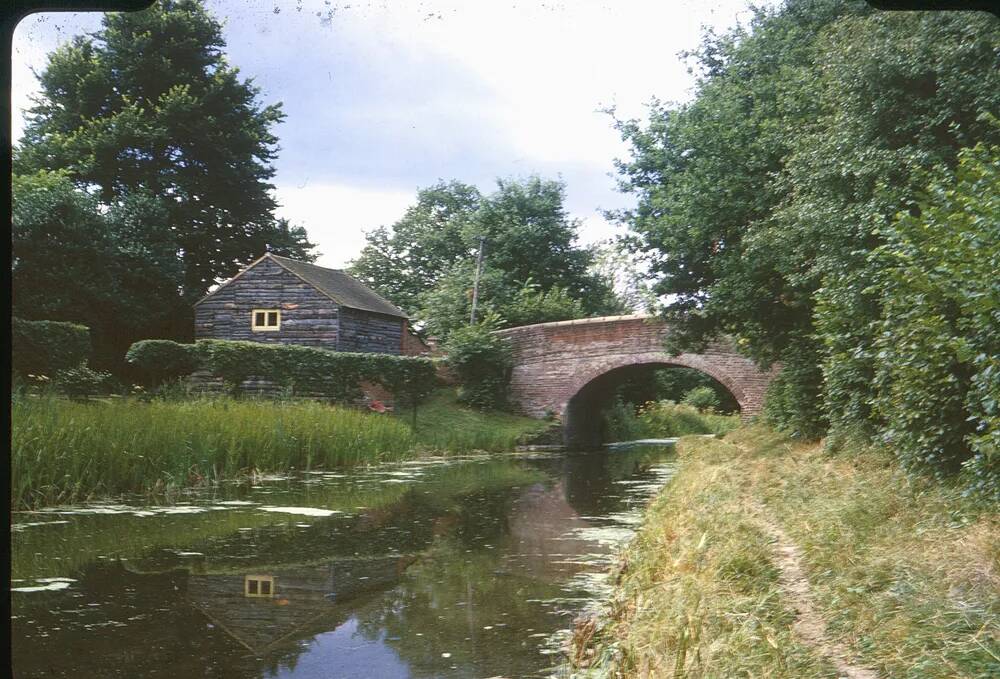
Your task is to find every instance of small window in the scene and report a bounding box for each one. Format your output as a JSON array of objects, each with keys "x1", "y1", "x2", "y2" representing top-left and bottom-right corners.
[
  {"x1": 244, "y1": 575, "x2": 275, "y2": 597},
  {"x1": 251, "y1": 308, "x2": 280, "y2": 331}
]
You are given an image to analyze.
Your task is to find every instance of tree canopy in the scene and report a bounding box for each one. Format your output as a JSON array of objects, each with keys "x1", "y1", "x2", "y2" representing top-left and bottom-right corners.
[
  {"x1": 13, "y1": 0, "x2": 314, "y2": 368},
  {"x1": 15, "y1": 0, "x2": 313, "y2": 297},
  {"x1": 350, "y1": 176, "x2": 623, "y2": 338},
  {"x1": 614, "y1": 0, "x2": 1000, "y2": 488}
]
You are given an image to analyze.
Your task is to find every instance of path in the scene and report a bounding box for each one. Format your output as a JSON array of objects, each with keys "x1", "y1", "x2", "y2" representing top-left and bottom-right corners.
[{"x1": 753, "y1": 501, "x2": 879, "y2": 679}]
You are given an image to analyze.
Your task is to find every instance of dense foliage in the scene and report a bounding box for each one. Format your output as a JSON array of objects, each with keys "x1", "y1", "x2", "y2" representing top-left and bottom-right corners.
[
  {"x1": 351, "y1": 176, "x2": 622, "y2": 338},
  {"x1": 614, "y1": 0, "x2": 999, "y2": 490},
  {"x1": 125, "y1": 339, "x2": 203, "y2": 387},
  {"x1": 12, "y1": 318, "x2": 92, "y2": 377},
  {"x1": 681, "y1": 386, "x2": 721, "y2": 413},
  {"x1": 870, "y1": 141, "x2": 1000, "y2": 494},
  {"x1": 13, "y1": 0, "x2": 314, "y2": 370},
  {"x1": 442, "y1": 323, "x2": 514, "y2": 411},
  {"x1": 125, "y1": 339, "x2": 438, "y2": 407}
]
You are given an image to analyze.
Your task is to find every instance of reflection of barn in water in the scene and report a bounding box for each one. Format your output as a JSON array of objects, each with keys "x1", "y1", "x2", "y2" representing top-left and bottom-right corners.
[{"x1": 188, "y1": 555, "x2": 417, "y2": 654}]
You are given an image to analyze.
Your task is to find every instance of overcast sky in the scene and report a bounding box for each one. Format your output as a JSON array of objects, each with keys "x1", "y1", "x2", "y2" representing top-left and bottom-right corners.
[{"x1": 12, "y1": 0, "x2": 770, "y2": 268}]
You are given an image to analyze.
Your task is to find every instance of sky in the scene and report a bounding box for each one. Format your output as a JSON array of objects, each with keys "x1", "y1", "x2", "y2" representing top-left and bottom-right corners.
[{"x1": 11, "y1": 0, "x2": 771, "y2": 269}]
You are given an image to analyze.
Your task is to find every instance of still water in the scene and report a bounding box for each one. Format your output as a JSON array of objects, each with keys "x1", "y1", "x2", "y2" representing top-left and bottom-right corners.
[{"x1": 12, "y1": 446, "x2": 675, "y2": 678}]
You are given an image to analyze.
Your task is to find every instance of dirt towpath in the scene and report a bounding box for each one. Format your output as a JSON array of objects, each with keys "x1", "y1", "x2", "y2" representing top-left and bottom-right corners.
[{"x1": 754, "y1": 502, "x2": 879, "y2": 679}]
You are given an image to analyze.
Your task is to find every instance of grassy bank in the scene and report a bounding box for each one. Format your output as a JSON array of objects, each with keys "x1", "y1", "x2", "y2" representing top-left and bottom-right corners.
[
  {"x1": 397, "y1": 389, "x2": 548, "y2": 452},
  {"x1": 11, "y1": 390, "x2": 544, "y2": 509},
  {"x1": 582, "y1": 428, "x2": 999, "y2": 678},
  {"x1": 605, "y1": 400, "x2": 740, "y2": 442}
]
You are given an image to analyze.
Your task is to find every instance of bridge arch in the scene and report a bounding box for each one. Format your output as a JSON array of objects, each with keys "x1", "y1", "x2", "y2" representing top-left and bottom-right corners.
[
  {"x1": 496, "y1": 315, "x2": 776, "y2": 448},
  {"x1": 559, "y1": 351, "x2": 750, "y2": 414}
]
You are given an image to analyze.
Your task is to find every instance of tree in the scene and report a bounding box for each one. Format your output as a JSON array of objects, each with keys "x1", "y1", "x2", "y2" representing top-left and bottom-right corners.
[
  {"x1": 352, "y1": 175, "x2": 623, "y2": 339},
  {"x1": 613, "y1": 0, "x2": 1000, "y2": 440},
  {"x1": 350, "y1": 181, "x2": 482, "y2": 314},
  {"x1": 14, "y1": 0, "x2": 314, "y2": 304},
  {"x1": 588, "y1": 239, "x2": 655, "y2": 313},
  {"x1": 12, "y1": 171, "x2": 187, "y2": 368},
  {"x1": 474, "y1": 177, "x2": 599, "y2": 302}
]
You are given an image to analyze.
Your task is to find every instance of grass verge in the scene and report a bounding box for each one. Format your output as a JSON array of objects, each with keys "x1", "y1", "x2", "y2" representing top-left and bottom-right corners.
[
  {"x1": 580, "y1": 427, "x2": 999, "y2": 678},
  {"x1": 397, "y1": 388, "x2": 549, "y2": 452},
  {"x1": 11, "y1": 389, "x2": 545, "y2": 509}
]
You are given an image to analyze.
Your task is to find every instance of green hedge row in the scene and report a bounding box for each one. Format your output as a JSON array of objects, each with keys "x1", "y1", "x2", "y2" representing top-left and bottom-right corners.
[
  {"x1": 12, "y1": 318, "x2": 91, "y2": 376},
  {"x1": 126, "y1": 339, "x2": 438, "y2": 407}
]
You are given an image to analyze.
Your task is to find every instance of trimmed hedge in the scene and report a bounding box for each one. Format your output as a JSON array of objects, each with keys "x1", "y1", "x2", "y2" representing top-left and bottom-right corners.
[
  {"x1": 125, "y1": 339, "x2": 202, "y2": 387},
  {"x1": 12, "y1": 318, "x2": 91, "y2": 377},
  {"x1": 124, "y1": 338, "x2": 438, "y2": 407}
]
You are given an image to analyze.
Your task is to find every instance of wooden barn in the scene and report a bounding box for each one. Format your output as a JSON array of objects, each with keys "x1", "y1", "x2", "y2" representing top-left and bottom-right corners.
[{"x1": 194, "y1": 253, "x2": 427, "y2": 356}]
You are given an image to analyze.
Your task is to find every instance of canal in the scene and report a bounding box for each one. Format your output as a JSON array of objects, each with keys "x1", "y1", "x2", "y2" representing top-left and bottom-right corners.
[{"x1": 12, "y1": 446, "x2": 676, "y2": 678}]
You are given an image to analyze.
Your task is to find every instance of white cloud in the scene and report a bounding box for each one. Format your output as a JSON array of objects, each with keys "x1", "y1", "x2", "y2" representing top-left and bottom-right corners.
[
  {"x1": 10, "y1": 1, "x2": 774, "y2": 265},
  {"x1": 274, "y1": 182, "x2": 414, "y2": 268}
]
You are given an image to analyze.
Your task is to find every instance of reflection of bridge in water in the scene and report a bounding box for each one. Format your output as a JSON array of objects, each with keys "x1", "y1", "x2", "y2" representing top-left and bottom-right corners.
[{"x1": 497, "y1": 315, "x2": 778, "y2": 448}]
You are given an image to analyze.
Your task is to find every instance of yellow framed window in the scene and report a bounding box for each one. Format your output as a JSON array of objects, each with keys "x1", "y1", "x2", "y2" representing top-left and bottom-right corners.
[
  {"x1": 251, "y1": 308, "x2": 280, "y2": 331},
  {"x1": 244, "y1": 574, "x2": 275, "y2": 597}
]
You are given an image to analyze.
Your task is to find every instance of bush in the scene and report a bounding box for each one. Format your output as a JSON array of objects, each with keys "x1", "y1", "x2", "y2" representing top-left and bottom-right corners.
[
  {"x1": 763, "y1": 338, "x2": 827, "y2": 439},
  {"x1": 54, "y1": 363, "x2": 111, "y2": 398},
  {"x1": 12, "y1": 318, "x2": 91, "y2": 377},
  {"x1": 444, "y1": 323, "x2": 514, "y2": 410},
  {"x1": 682, "y1": 385, "x2": 721, "y2": 412},
  {"x1": 870, "y1": 141, "x2": 1000, "y2": 490},
  {"x1": 603, "y1": 396, "x2": 646, "y2": 442},
  {"x1": 125, "y1": 339, "x2": 201, "y2": 387}
]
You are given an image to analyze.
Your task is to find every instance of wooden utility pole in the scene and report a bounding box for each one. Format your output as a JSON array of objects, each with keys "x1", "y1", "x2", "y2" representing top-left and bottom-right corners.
[{"x1": 470, "y1": 235, "x2": 486, "y2": 325}]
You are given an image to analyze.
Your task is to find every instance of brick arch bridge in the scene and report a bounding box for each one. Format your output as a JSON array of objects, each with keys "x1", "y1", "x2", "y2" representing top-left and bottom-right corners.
[{"x1": 496, "y1": 315, "x2": 777, "y2": 448}]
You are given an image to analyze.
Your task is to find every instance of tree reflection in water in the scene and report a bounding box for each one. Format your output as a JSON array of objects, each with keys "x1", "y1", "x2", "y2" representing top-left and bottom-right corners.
[{"x1": 12, "y1": 448, "x2": 675, "y2": 678}]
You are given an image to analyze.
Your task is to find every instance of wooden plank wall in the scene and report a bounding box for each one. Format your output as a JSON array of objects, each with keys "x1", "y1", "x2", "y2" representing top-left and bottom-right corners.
[
  {"x1": 195, "y1": 258, "x2": 340, "y2": 350},
  {"x1": 336, "y1": 307, "x2": 404, "y2": 355}
]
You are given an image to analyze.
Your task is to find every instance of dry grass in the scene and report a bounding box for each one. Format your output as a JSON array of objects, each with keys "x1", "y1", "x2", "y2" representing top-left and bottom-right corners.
[{"x1": 581, "y1": 427, "x2": 1000, "y2": 678}]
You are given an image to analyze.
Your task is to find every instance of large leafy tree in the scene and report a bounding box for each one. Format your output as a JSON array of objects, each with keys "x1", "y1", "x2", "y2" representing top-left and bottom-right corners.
[
  {"x1": 351, "y1": 176, "x2": 623, "y2": 338},
  {"x1": 350, "y1": 181, "x2": 482, "y2": 314},
  {"x1": 614, "y1": 0, "x2": 1000, "y2": 441},
  {"x1": 15, "y1": 0, "x2": 313, "y2": 302},
  {"x1": 13, "y1": 171, "x2": 184, "y2": 368}
]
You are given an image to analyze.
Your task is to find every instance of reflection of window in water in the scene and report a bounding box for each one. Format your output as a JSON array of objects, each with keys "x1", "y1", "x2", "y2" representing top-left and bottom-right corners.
[{"x1": 244, "y1": 575, "x2": 275, "y2": 597}]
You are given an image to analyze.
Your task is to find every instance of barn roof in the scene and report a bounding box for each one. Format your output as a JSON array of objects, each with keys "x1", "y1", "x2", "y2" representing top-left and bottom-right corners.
[{"x1": 195, "y1": 253, "x2": 408, "y2": 319}]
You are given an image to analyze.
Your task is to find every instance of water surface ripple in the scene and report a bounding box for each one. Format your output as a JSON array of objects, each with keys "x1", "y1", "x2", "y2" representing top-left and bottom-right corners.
[{"x1": 12, "y1": 446, "x2": 676, "y2": 678}]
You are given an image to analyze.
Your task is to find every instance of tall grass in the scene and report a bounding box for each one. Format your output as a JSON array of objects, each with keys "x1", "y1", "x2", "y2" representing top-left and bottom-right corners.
[
  {"x1": 12, "y1": 395, "x2": 417, "y2": 508},
  {"x1": 605, "y1": 399, "x2": 740, "y2": 442},
  {"x1": 582, "y1": 429, "x2": 1000, "y2": 677},
  {"x1": 12, "y1": 390, "x2": 549, "y2": 509},
  {"x1": 396, "y1": 389, "x2": 549, "y2": 452}
]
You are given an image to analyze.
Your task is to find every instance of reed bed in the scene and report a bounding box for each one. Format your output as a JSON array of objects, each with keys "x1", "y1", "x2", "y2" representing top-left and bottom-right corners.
[
  {"x1": 12, "y1": 395, "x2": 418, "y2": 508},
  {"x1": 12, "y1": 390, "x2": 548, "y2": 509}
]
